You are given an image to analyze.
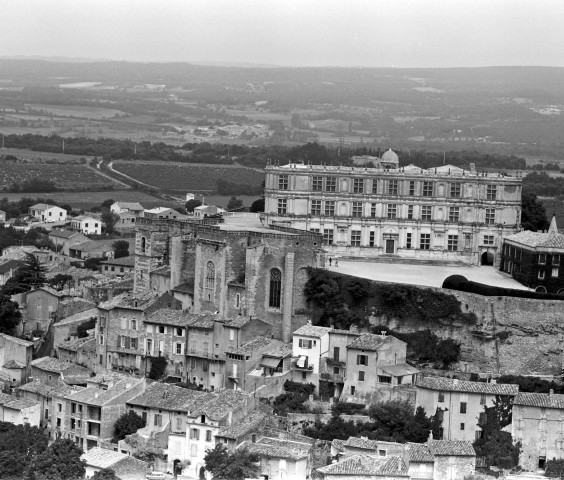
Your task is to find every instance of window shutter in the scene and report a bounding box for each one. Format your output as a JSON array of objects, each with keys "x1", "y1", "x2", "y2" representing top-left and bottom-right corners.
[
  {"x1": 121, "y1": 317, "x2": 127, "y2": 329},
  {"x1": 117, "y1": 335, "x2": 122, "y2": 347},
  {"x1": 125, "y1": 337, "x2": 130, "y2": 349}
]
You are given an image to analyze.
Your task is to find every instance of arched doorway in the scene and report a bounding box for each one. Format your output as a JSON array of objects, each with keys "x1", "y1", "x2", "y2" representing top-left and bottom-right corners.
[
  {"x1": 481, "y1": 251, "x2": 494, "y2": 266},
  {"x1": 558, "y1": 289, "x2": 564, "y2": 296},
  {"x1": 535, "y1": 286, "x2": 547, "y2": 293}
]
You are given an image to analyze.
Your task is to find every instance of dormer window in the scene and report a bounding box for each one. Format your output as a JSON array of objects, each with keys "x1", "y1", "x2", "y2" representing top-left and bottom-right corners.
[{"x1": 201, "y1": 415, "x2": 205, "y2": 424}]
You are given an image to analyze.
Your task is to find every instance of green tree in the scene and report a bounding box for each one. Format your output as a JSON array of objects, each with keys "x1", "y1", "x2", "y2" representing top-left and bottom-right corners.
[
  {"x1": 227, "y1": 196, "x2": 244, "y2": 211},
  {"x1": 84, "y1": 257, "x2": 104, "y2": 270},
  {"x1": 1, "y1": 253, "x2": 46, "y2": 296},
  {"x1": 25, "y1": 438, "x2": 86, "y2": 480},
  {"x1": 0, "y1": 422, "x2": 48, "y2": 479},
  {"x1": 113, "y1": 410, "x2": 146, "y2": 442},
  {"x1": 91, "y1": 469, "x2": 121, "y2": 480},
  {"x1": 521, "y1": 191, "x2": 550, "y2": 232},
  {"x1": 185, "y1": 199, "x2": 202, "y2": 213},
  {"x1": 101, "y1": 199, "x2": 115, "y2": 209},
  {"x1": 112, "y1": 240, "x2": 129, "y2": 259},
  {"x1": 76, "y1": 317, "x2": 97, "y2": 338},
  {"x1": 249, "y1": 198, "x2": 265, "y2": 212},
  {"x1": 101, "y1": 211, "x2": 120, "y2": 234},
  {"x1": 148, "y1": 356, "x2": 167, "y2": 380},
  {"x1": 128, "y1": 436, "x2": 164, "y2": 466},
  {"x1": 204, "y1": 444, "x2": 259, "y2": 480},
  {"x1": 0, "y1": 294, "x2": 22, "y2": 334},
  {"x1": 474, "y1": 395, "x2": 520, "y2": 468},
  {"x1": 48, "y1": 273, "x2": 73, "y2": 291}
]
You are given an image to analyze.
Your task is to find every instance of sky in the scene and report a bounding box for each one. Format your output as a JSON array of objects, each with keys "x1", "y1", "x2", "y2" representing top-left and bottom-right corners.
[{"x1": 1, "y1": 0, "x2": 564, "y2": 68}]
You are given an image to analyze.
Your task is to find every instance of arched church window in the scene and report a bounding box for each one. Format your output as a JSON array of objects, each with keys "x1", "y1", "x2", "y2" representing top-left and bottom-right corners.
[
  {"x1": 205, "y1": 261, "x2": 215, "y2": 289},
  {"x1": 269, "y1": 268, "x2": 282, "y2": 308}
]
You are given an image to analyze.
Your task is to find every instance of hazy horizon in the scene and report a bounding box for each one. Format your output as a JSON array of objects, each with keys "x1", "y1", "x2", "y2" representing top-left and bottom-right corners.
[{"x1": 1, "y1": 0, "x2": 563, "y2": 69}]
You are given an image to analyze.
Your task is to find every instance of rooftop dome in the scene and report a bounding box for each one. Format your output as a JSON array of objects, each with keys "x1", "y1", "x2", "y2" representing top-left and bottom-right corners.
[{"x1": 381, "y1": 148, "x2": 399, "y2": 164}]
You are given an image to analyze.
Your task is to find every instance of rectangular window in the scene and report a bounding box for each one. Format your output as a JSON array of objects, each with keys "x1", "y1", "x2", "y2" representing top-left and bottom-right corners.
[
  {"x1": 539, "y1": 254, "x2": 547, "y2": 265},
  {"x1": 176, "y1": 418, "x2": 182, "y2": 430},
  {"x1": 131, "y1": 320, "x2": 137, "y2": 330},
  {"x1": 438, "y1": 392, "x2": 445, "y2": 403},
  {"x1": 325, "y1": 177, "x2": 336, "y2": 192},
  {"x1": 130, "y1": 338, "x2": 138, "y2": 349},
  {"x1": 460, "y1": 423, "x2": 465, "y2": 430},
  {"x1": 422, "y1": 181, "x2": 434, "y2": 197},
  {"x1": 176, "y1": 343, "x2": 183, "y2": 355},
  {"x1": 71, "y1": 402, "x2": 76, "y2": 414},
  {"x1": 447, "y1": 235, "x2": 458, "y2": 252},
  {"x1": 409, "y1": 181, "x2": 416, "y2": 196},
  {"x1": 553, "y1": 268, "x2": 559, "y2": 277},
  {"x1": 407, "y1": 205, "x2": 414, "y2": 219},
  {"x1": 483, "y1": 235, "x2": 494, "y2": 245},
  {"x1": 154, "y1": 414, "x2": 162, "y2": 427},
  {"x1": 120, "y1": 336, "x2": 126, "y2": 348},
  {"x1": 352, "y1": 202, "x2": 363, "y2": 218},
  {"x1": 369, "y1": 231, "x2": 375, "y2": 247},
  {"x1": 176, "y1": 328, "x2": 184, "y2": 337},
  {"x1": 370, "y1": 203, "x2": 377, "y2": 218},
  {"x1": 324, "y1": 201, "x2": 335, "y2": 216},
  {"x1": 406, "y1": 233, "x2": 412, "y2": 249},
  {"x1": 421, "y1": 205, "x2": 432, "y2": 221},
  {"x1": 357, "y1": 354, "x2": 368, "y2": 366},
  {"x1": 371, "y1": 180, "x2": 378, "y2": 194},
  {"x1": 387, "y1": 204, "x2": 397, "y2": 219},
  {"x1": 553, "y1": 255, "x2": 561, "y2": 266},
  {"x1": 358, "y1": 371, "x2": 365, "y2": 382},
  {"x1": 450, "y1": 183, "x2": 461, "y2": 198},
  {"x1": 323, "y1": 229, "x2": 334, "y2": 245},
  {"x1": 480, "y1": 393, "x2": 487, "y2": 405},
  {"x1": 485, "y1": 208, "x2": 495, "y2": 225},
  {"x1": 277, "y1": 199, "x2": 287, "y2": 215},
  {"x1": 190, "y1": 428, "x2": 200, "y2": 440},
  {"x1": 206, "y1": 430, "x2": 212, "y2": 442},
  {"x1": 312, "y1": 176, "x2": 323, "y2": 191},
  {"x1": 353, "y1": 178, "x2": 364, "y2": 194},
  {"x1": 487, "y1": 184, "x2": 497, "y2": 200},
  {"x1": 420, "y1": 233, "x2": 430, "y2": 250},
  {"x1": 191, "y1": 445, "x2": 198, "y2": 457},
  {"x1": 388, "y1": 180, "x2": 398, "y2": 195},
  {"x1": 298, "y1": 339, "x2": 313, "y2": 349},
  {"x1": 311, "y1": 200, "x2": 322, "y2": 216},
  {"x1": 351, "y1": 230, "x2": 361, "y2": 247},
  {"x1": 378, "y1": 375, "x2": 392, "y2": 384},
  {"x1": 278, "y1": 175, "x2": 289, "y2": 190},
  {"x1": 539, "y1": 270, "x2": 545, "y2": 280},
  {"x1": 449, "y1": 207, "x2": 460, "y2": 223},
  {"x1": 460, "y1": 402, "x2": 467, "y2": 414}
]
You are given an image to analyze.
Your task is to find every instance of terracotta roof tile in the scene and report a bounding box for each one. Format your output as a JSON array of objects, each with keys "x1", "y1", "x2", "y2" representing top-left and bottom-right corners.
[
  {"x1": 505, "y1": 231, "x2": 564, "y2": 249},
  {"x1": 146, "y1": 309, "x2": 191, "y2": 327},
  {"x1": 318, "y1": 455, "x2": 409, "y2": 476},
  {"x1": 216, "y1": 411, "x2": 268, "y2": 439},
  {"x1": 430, "y1": 440, "x2": 475, "y2": 456},
  {"x1": 231, "y1": 336, "x2": 279, "y2": 355},
  {"x1": 240, "y1": 437, "x2": 311, "y2": 461},
  {"x1": 406, "y1": 443, "x2": 434, "y2": 462},
  {"x1": 347, "y1": 333, "x2": 400, "y2": 351},
  {"x1": 127, "y1": 383, "x2": 207, "y2": 411},
  {"x1": 293, "y1": 324, "x2": 331, "y2": 338},
  {"x1": 514, "y1": 392, "x2": 564, "y2": 409},
  {"x1": 417, "y1": 377, "x2": 519, "y2": 396}
]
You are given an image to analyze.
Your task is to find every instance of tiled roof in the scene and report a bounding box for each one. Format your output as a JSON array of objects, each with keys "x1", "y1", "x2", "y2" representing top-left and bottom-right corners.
[
  {"x1": 31, "y1": 356, "x2": 81, "y2": 373},
  {"x1": 344, "y1": 437, "x2": 403, "y2": 451},
  {"x1": 146, "y1": 309, "x2": 190, "y2": 327},
  {"x1": 417, "y1": 377, "x2": 519, "y2": 396},
  {"x1": 240, "y1": 437, "x2": 311, "y2": 461},
  {"x1": 293, "y1": 324, "x2": 331, "y2": 338},
  {"x1": 216, "y1": 411, "x2": 268, "y2": 439},
  {"x1": 88, "y1": 371, "x2": 133, "y2": 385},
  {"x1": 185, "y1": 312, "x2": 219, "y2": 329},
  {"x1": 82, "y1": 447, "x2": 139, "y2": 469},
  {"x1": 58, "y1": 336, "x2": 96, "y2": 353},
  {"x1": 48, "y1": 229, "x2": 80, "y2": 239},
  {"x1": 66, "y1": 378, "x2": 143, "y2": 406},
  {"x1": 223, "y1": 316, "x2": 253, "y2": 328},
  {"x1": 100, "y1": 256, "x2": 135, "y2": 267},
  {"x1": 514, "y1": 392, "x2": 564, "y2": 409},
  {"x1": 3, "y1": 359, "x2": 27, "y2": 369},
  {"x1": 406, "y1": 443, "x2": 434, "y2": 462},
  {"x1": 381, "y1": 364, "x2": 420, "y2": 376},
  {"x1": 29, "y1": 203, "x2": 50, "y2": 210},
  {"x1": 56, "y1": 308, "x2": 98, "y2": 326},
  {"x1": 98, "y1": 291, "x2": 166, "y2": 311},
  {"x1": 0, "y1": 332, "x2": 34, "y2": 347},
  {"x1": 127, "y1": 382, "x2": 207, "y2": 411},
  {"x1": 347, "y1": 333, "x2": 398, "y2": 351},
  {"x1": 330, "y1": 328, "x2": 361, "y2": 336},
  {"x1": 0, "y1": 259, "x2": 24, "y2": 274},
  {"x1": 172, "y1": 281, "x2": 194, "y2": 294},
  {"x1": 332, "y1": 438, "x2": 346, "y2": 452},
  {"x1": 192, "y1": 389, "x2": 251, "y2": 421},
  {"x1": 318, "y1": 454, "x2": 409, "y2": 476},
  {"x1": 17, "y1": 379, "x2": 78, "y2": 397},
  {"x1": 0, "y1": 393, "x2": 39, "y2": 410},
  {"x1": 114, "y1": 202, "x2": 144, "y2": 211},
  {"x1": 263, "y1": 343, "x2": 293, "y2": 358},
  {"x1": 429, "y1": 440, "x2": 475, "y2": 456},
  {"x1": 231, "y1": 336, "x2": 279, "y2": 355},
  {"x1": 506, "y1": 230, "x2": 564, "y2": 249}
]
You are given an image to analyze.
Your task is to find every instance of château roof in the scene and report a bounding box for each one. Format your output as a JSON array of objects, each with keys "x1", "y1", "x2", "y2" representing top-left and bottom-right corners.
[{"x1": 505, "y1": 230, "x2": 564, "y2": 249}]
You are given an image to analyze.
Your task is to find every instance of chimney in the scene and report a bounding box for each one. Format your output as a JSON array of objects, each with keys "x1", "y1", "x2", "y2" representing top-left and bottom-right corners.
[
  {"x1": 380, "y1": 331, "x2": 386, "y2": 339},
  {"x1": 94, "y1": 392, "x2": 99, "y2": 398},
  {"x1": 550, "y1": 389, "x2": 554, "y2": 396},
  {"x1": 427, "y1": 430, "x2": 433, "y2": 448},
  {"x1": 490, "y1": 379, "x2": 497, "y2": 384}
]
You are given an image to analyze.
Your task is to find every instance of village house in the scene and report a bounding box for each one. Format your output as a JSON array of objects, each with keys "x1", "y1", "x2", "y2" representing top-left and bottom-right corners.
[
  {"x1": 0, "y1": 259, "x2": 24, "y2": 286},
  {"x1": 214, "y1": 410, "x2": 273, "y2": 451},
  {"x1": 82, "y1": 447, "x2": 148, "y2": 480},
  {"x1": 512, "y1": 390, "x2": 564, "y2": 471},
  {"x1": 193, "y1": 205, "x2": 225, "y2": 218},
  {"x1": 240, "y1": 433, "x2": 314, "y2": 480},
  {"x1": 30, "y1": 356, "x2": 91, "y2": 386},
  {"x1": 318, "y1": 454, "x2": 409, "y2": 480},
  {"x1": 62, "y1": 377, "x2": 147, "y2": 450},
  {"x1": 0, "y1": 392, "x2": 41, "y2": 426},
  {"x1": 70, "y1": 215, "x2": 103, "y2": 235},
  {"x1": 28, "y1": 203, "x2": 67, "y2": 222},
  {"x1": 416, "y1": 377, "x2": 519, "y2": 442},
  {"x1": 143, "y1": 207, "x2": 186, "y2": 220},
  {"x1": 48, "y1": 229, "x2": 89, "y2": 256},
  {"x1": 110, "y1": 202, "x2": 144, "y2": 216},
  {"x1": 343, "y1": 332, "x2": 418, "y2": 402},
  {"x1": 95, "y1": 291, "x2": 181, "y2": 375},
  {"x1": 0, "y1": 332, "x2": 34, "y2": 386},
  {"x1": 56, "y1": 335, "x2": 97, "y2": 372},
  {"x1": 53, "y1": 308, "x2": 98, "y2": 351},
  {"x1": 115, "y1": 211, "x2": 138, "y2": 232},
  {"x1": 291, "y1": 324, "x2": 330, "y2": 390},
  {"x1": 99, "y1": 256, "x2": 135, "y2": 276},
  {"x1": 69, "y1": 238, "x2": 135, "y2": 262}
]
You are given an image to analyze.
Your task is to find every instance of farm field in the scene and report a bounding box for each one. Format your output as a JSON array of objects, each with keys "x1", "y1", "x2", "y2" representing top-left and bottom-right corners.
[
  {"x1": 0, "y1": 190, "x2": 173, "y2": 210},
  {"x1": 25, "y1": 103, "x2": 128, "y2": 119},
  {"x1": 0, "y1": 161, "x2": 122, "y2": 191},
  {"x1": 112, "y1": 162, "x2": 265, "y2": 191}
]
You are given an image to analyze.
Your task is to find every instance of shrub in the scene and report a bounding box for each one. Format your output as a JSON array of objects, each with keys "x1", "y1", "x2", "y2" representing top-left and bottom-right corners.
[
  {"x1": 76, "y1": 317, "x2": 96, "y2": 338},
  {"x1": 148, "y1": 356, "x2": 167, "y2": 380}
]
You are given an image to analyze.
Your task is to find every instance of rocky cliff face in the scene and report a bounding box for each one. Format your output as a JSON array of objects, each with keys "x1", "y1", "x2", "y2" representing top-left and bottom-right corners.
[{"x1": 373, "y1": 288, "x2": 564, "y2": 376}]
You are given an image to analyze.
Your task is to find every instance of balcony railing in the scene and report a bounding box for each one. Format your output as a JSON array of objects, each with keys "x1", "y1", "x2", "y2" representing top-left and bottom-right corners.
[{"x1": 292, "y1": 361, "x2": 313, "y2": 371}]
